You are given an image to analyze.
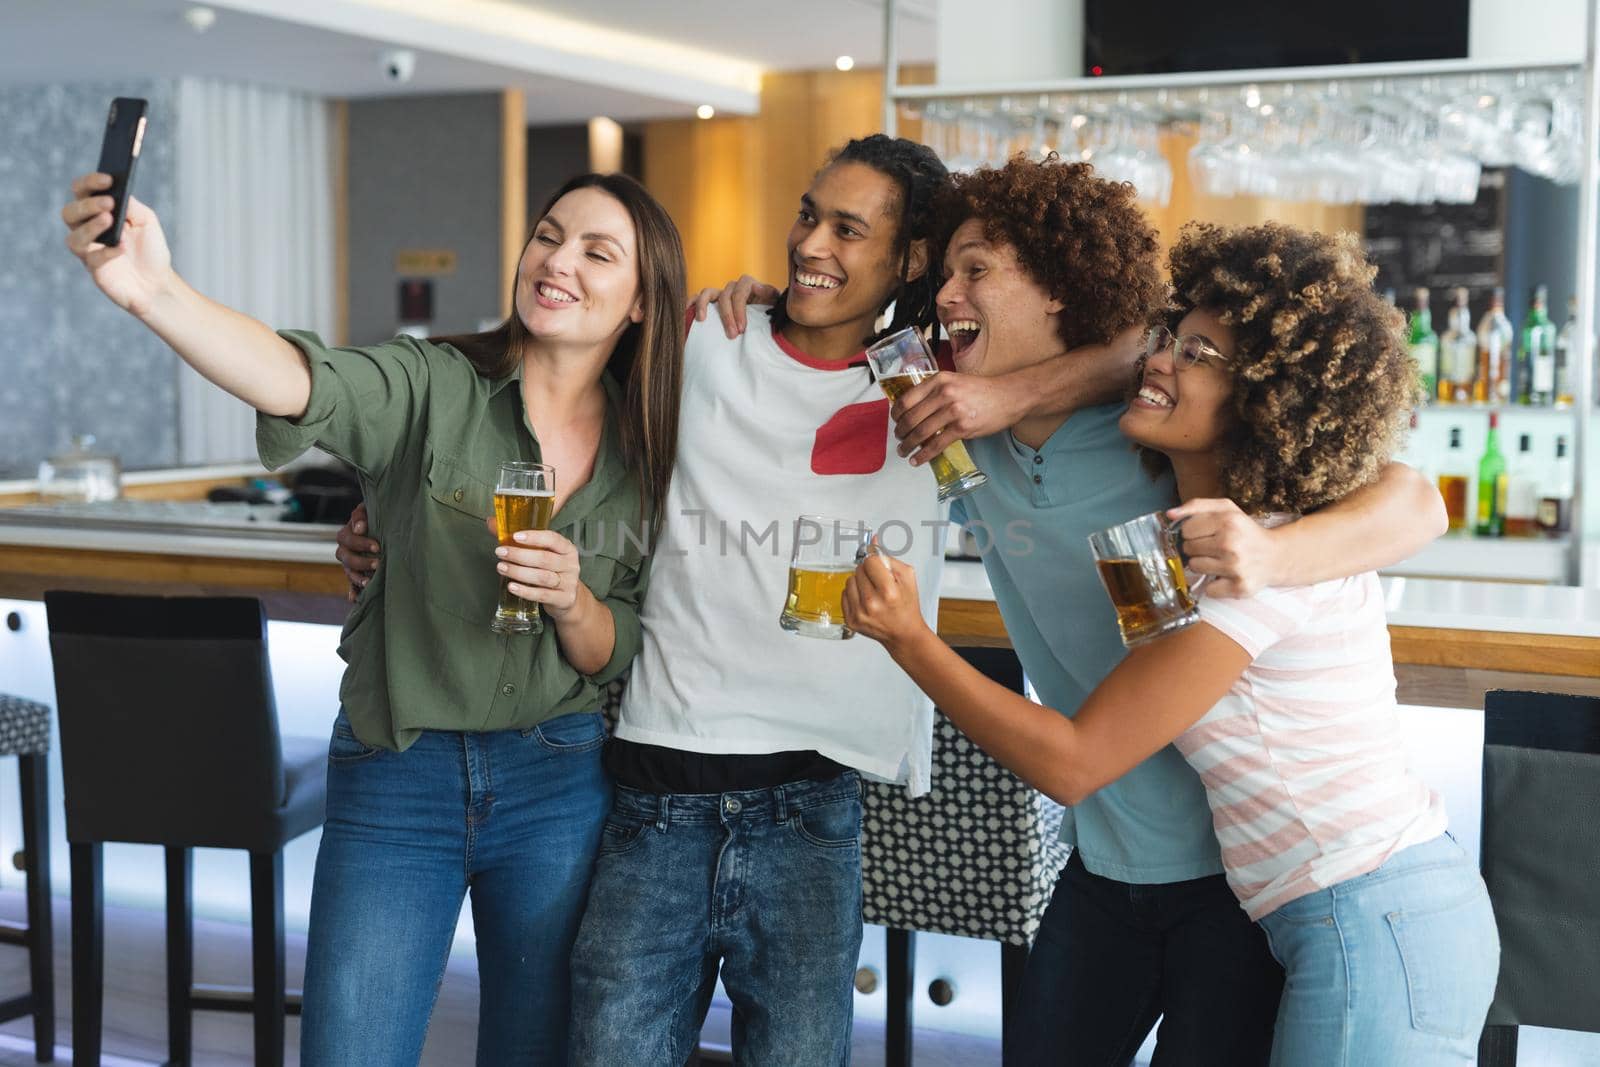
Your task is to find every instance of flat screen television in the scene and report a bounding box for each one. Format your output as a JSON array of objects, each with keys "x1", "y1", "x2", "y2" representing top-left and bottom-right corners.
[{"x1": 1084, "y1": 0, "x2": 1470, "y2": 76}]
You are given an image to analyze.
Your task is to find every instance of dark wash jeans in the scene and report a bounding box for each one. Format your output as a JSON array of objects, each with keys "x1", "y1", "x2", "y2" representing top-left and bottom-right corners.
[
  {"x1": 569, "y1": 773, "x2": 864, "y2": 1066},
  {"x1": 299, "y1": 710, "x2": 611, "y2": 1067},
  {"x1": 1012, "y1": 850, "x2": 1284, "y2": 1066}
]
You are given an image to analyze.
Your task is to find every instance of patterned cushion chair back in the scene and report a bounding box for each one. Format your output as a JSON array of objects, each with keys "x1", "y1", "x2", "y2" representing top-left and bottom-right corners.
[{"x1": 860, "y1": 647, "x2": 1069, "y2": 946}]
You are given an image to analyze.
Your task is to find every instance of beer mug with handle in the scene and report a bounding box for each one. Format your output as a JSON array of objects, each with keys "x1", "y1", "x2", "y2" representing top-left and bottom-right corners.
[
  {"x1": 780, "y1": 514, "x2": 874, "y2": 640},
  {"x1": 1087, "y1": 511, "x2": 1208, "y2": 648},
  {"x1": 866, "y1": 327, "x2": 989, "y2": 502},
  {"x1": 492, "y1": 461, "x2": 555, "y2": 635}
]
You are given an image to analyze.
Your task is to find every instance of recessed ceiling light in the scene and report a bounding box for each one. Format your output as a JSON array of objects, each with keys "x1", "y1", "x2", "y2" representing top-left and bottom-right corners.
[
  {"x1": 835, "y1": 56, "x2": 855, "y2": 72},
  {"x1": 183, "y1": 5, "x2": 216, "y2": 32},
  {"x1": 696, "y1": 104, "x2": 716, "y2": 120}
]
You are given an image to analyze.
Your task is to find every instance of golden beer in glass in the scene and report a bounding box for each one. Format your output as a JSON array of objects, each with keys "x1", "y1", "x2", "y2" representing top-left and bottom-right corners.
[
  {"x1": 1087, "y1": 512, "x2": 1203, "y2": 647},
  {"x1": 866, "y1": 328, "x2": 989, "y2": 502},
  {"x1": 780, "y1": 514, "x2": 871, "y2": 640},
  {"x1": 492, "y1": 462, "x2": 555, "y2": 635}
]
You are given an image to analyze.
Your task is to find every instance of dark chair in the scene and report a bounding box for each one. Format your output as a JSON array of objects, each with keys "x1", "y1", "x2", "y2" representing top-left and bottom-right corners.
[
  {"x1": 44, "y1": 592, "x2": 328, "y2": 1067},
  {"x1": 859, "y1": 647, "x2": 1069, "y2": 1067},
  {"x1": 0, "y1": 694, "x2": 55, "y2": 1062},
  {"x1": 1477, "y1": 689, "x2": 1600, "y2": 1065}
]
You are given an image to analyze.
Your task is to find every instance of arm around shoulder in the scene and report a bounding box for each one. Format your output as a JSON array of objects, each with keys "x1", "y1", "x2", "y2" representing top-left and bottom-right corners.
[{"x1": 1269, "y1": 461, "x2": 1445, "y2": 587}]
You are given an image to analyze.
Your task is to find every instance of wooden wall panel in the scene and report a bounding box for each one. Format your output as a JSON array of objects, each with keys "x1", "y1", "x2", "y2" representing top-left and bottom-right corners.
[
  {"x1": 331, "y1": 100, "x2": 349, "y2": 346},
  {"x1": 643, "y1": 65, "x2": 933, "y2": 292},
  {"x1": 501, "y1": 89, "x2": 528, "y2": 320}
]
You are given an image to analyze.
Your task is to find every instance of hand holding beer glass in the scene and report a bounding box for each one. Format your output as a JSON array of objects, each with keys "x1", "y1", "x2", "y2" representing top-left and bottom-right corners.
[
  {"x1": 492, "y1": 462, "x2": 556, "y2": 635},
  {"x1": 866, "y1": 328, "x2": 989, "y2": 502},
  {"x1": 780, "y1": 515, "x2": 874, "y2": 640},
  {"x1": 1088, "y1": 512, "x2": 1206, "y2": 648}
]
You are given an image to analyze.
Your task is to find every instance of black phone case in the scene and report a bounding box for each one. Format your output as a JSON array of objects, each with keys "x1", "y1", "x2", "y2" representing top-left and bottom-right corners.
[{"x1": 95, "y1": 97, "x2": 148, "y2": 247}]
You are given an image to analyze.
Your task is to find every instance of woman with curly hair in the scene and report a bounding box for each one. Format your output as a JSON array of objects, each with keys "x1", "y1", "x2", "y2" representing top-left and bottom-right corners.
[{"x1": 846, "y1": 219, "x2": 1499, "y2": 1066}]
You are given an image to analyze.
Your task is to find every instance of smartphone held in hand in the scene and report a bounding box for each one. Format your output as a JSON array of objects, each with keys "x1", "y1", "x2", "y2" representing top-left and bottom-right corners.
[{"x1": 95, "y1": 97, "x2": 148, "y2": 246}]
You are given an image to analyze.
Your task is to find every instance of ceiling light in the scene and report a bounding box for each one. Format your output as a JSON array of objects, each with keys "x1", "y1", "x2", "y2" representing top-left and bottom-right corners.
[
  {"x1": 183, "y1": 5, "x2": 216, "y2": 32},
  {"x1": 696, "y1": 105, "x2": 716, "y2": 120},
  {"x1": 835, "y1": 56, "x2": 855, "y2": 72}
]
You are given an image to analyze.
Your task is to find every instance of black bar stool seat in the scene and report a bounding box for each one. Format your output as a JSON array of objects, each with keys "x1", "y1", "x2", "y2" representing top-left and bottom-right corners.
[
  {"x1": 1477, "y1": 689, "x2": 1600, "y2": 1065},
  {"x1": 0, "y1": 694, "x2": 55, "y2": 1062},
  {"x1": 44, "y1": 591, "x2": 328, "y2": 1067}
]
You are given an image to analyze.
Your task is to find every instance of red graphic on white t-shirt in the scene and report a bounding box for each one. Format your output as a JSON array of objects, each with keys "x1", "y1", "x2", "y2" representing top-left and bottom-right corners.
[{"x1": 812, "y1": 400, "x2": 889, "y2": 475}]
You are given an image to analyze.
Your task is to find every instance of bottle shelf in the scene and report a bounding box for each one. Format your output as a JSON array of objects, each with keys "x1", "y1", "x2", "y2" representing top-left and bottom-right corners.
[
  {"x1": 1387, "y1": 533, "x2": 1572, "y2": 583},
  {"x1": 1415, "y1": 404, "x2": 1588, "y2": 419}
]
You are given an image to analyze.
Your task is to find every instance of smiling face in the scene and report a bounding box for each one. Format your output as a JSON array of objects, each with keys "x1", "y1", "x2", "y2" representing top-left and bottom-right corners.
[
  {"x1": 515, "y1": 185, "x2": 643, "y2": 348},
  {"x1": 783, "y1": 160, "x2": 918, "y2": 336},
  {"x1": 1118, "y1": 308, "x2": 1237, "y2": 457},
  {"x1": 935, "y1": 218, "x2": 1065, "y2": 376}
]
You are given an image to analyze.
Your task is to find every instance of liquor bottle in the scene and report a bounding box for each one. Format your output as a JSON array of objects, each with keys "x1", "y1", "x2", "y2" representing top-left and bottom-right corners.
[
  {"x1": 1537, "y1": 436, "x2": 1573, "y2": 537},
  {"x1": 1503, "y1": 433, "x2": 1541, "y2": 537},
  {"x1": 1521, "y1": 285, "x2": 1556, "y2": 405},
  {"x1": 1436, "y1": 426, "x2": 1472, "y2": 532},
  {"x1": 1439, "y1": 287, "x2": 1476, "y2": 403},
  {"x1": 1408, "y1": 288, "x2": 1438, "y2": 403},
  {"x1": 1554, "y1": 296, "x2": 1577, "y2": 408},
  {"x1": 1474, "y1": 411, "x2": 1508, "y2": 537},
  {"x1": 1474, "y1": 287, "x2": 1513, "y2": 405}
]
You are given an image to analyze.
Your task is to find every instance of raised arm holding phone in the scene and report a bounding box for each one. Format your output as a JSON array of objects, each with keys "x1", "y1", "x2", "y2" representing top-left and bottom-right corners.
[{"x1": 64, "y1": 148, "x2": 687, "y2": 1064}]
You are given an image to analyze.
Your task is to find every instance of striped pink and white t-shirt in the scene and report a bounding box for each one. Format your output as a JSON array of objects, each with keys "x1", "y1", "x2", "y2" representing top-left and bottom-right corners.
[{"x1": 1178, "y1": 571, "x2": 1448, "y2": 920}]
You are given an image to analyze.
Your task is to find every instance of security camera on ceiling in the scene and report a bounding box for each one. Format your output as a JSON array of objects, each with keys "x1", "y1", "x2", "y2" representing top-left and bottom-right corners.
[{"x1": 381, "y1": 49, "x2": 417, "y2": 84}]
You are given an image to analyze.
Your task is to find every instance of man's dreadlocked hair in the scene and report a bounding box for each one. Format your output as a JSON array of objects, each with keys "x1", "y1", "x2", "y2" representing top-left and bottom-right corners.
[{"x1": 770, "y1": 134, "x2": 950, "y2": 346}]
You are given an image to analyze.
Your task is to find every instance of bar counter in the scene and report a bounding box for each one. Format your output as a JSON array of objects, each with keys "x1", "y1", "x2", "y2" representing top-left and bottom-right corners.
[
  {"x1": 0, "y1": 469, "x2": 350, "y2": 623},
  {"x1": 0, "y1": 501, "x2": 1595, "y2": 700}
]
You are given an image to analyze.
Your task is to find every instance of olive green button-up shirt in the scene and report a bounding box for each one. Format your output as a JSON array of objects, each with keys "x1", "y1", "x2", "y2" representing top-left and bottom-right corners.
[{"x1": 258, "y1": 330, "x2": 649, "y2": 751}]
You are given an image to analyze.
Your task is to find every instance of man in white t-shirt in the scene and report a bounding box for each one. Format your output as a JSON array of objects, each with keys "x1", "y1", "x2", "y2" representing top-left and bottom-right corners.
[{"x1": 563, "y1": 136, "x2": 954, "y2": 1065}]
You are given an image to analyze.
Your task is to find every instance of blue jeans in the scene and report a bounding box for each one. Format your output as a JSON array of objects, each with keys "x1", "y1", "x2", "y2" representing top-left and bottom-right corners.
[
  {"x1": 569, "y1": 773, "x2": 864, "y2": 1066},
  {"x1": 300, "y1": 710, "x2": 611, "y2": 1067},
  {"x1": 1258, "y1": 834, "x2": 1500, "y2": 1066},
  {"x1": 1013, "y1": 850, "x2": 1284, "y2": 1066}
]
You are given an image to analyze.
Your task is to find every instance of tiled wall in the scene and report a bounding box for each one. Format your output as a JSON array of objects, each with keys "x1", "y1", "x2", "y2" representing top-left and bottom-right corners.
[{"x1": 0, "y1": 81, "x2": 180, "y2": 479}]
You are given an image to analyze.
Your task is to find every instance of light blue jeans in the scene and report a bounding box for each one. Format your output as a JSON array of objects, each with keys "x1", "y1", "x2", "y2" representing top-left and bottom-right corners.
[
  {"x1": 1257, "y1": 834, "x2": 1500, "y2": 1066},
  {"x1": 300, "y1": 710, "x2": 611, "y2": 1066}
]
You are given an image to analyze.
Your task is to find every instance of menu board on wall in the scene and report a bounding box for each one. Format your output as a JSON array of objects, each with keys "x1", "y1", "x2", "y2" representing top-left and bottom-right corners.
[{"x1": 1363, "y1": 169, "x2": 1507, "y2": 315}]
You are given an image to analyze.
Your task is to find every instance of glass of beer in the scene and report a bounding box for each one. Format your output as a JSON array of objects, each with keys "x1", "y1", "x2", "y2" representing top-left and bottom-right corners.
[
  {"x1": 1087, "y1": 512, "x2": 1206, "y2": 648},
  {"x1": 866, "y1": 328, "x2": 989, "y2": 502},
  {"x1": 780, "y1": 514, "x2": 872, "y2": 640},
  {"x1": 492, "y1": 461, "x2": 556, "y2": 636}
]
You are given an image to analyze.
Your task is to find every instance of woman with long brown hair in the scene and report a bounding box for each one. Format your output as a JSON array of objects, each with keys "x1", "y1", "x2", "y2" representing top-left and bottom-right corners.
[{"x1": 61, "y1": 170, "x2": 685, "y2": 1065}]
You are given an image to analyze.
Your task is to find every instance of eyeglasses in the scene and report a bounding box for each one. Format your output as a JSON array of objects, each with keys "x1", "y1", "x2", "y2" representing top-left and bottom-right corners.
[{"x1": 1143, "y1": 325, "x2": 1228, "y2": 369}]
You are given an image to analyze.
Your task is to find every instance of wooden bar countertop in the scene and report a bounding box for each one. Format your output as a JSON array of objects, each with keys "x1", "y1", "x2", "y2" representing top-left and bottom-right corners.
[{"x1": 2, "y1": 470, "x2": 1595, "y2": 705}]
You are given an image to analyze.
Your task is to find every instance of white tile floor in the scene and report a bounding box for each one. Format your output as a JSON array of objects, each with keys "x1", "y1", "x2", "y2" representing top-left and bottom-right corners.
[{"x1": 0, "y1": 893, "x2": 1001, "y2": 1066}]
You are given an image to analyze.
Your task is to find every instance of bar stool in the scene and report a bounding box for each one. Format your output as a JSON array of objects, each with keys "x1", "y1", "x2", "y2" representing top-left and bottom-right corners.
[
  {"x1": 859, "y1": 646, "x2": 1069, "y2": 1067},
  {"x1": 1476, "y1": 689, "x2": 1600, "y2": 1065},
  {"x1": 44, "y1": 591, "x2": 328, "y2": 1067},
  {"x1": 0, "y1": 694, "x2": 55, "y2": 1062}
]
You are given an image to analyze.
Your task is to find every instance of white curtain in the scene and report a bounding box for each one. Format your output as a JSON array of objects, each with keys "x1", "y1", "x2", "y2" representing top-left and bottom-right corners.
[{"x1": 175, "y1": 78, "x2": 336, "y2": 465}]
